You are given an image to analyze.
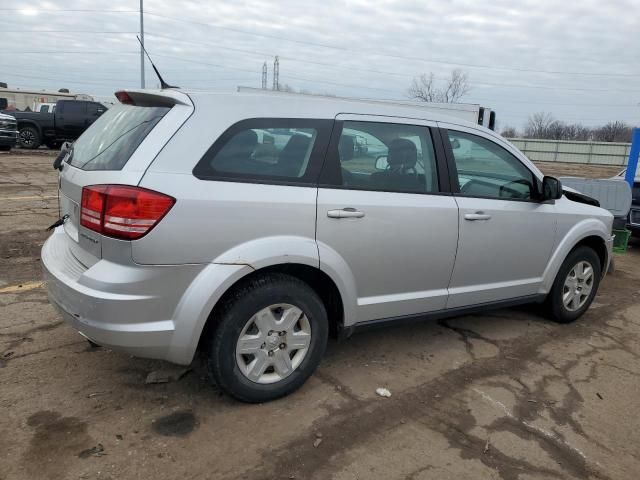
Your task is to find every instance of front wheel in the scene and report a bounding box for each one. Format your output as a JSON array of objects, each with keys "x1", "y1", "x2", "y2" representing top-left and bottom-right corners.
[
  {"x1": 18, "y1": 126, "x2": 41, "y2": 149},
  {"x1": 208, "y1": 273, "x2": 328, "y2": 403},
  {"x1": 547, "y1": 246, "x2": 601, "y2": 323}
]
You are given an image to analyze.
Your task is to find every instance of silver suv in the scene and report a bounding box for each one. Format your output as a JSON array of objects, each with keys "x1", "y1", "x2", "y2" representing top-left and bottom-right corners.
[{"x1": 42, "y1": 89, "x2": 614, "y2": 402}]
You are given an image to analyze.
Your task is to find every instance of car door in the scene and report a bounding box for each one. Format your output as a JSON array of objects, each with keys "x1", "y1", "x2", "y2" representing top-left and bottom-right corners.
[
  {"x1": 316, "y1": 115, "x2": 459, "y2": 325},
  {"x1": 57, "y1": 101, "x2": 87, "y2": 138},
  {"x1": 439, "y1": 123, "x2": 557, "y2": 308},
  {"x1": 85, "y1": 102, "x2": 107, "y2": 129}
]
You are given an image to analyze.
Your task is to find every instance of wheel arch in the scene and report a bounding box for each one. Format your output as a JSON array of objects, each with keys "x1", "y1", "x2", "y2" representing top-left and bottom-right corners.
[
  {"x1": 197, "y1": 263, "x2": 346, "y2": 353},
  {"x1": 17, "y1": 120, "x2": 42, "y2": 135},
  {"x1": 540, "y1": 219, "x2": 611, "y2": 294}
]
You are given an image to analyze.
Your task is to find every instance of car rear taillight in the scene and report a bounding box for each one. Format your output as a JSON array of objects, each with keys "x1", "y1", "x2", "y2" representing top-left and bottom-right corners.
[
  {"x1": 80, "y1": 185, "x2": 175, "y2": 240},
  {"x1": 115, "y1": 91, "x2": 135, "y2": 105}
]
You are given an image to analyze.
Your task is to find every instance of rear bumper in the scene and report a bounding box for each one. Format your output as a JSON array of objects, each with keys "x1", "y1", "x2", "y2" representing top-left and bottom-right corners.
[{"x1": 42, "y1": 228, "x2": 213, "y2": 364}]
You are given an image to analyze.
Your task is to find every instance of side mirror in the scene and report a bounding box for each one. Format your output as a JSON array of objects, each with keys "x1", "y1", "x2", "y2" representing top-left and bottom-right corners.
[
  {"x1": 375, "y1": 155, "x2": 389, "y2": 170},
  {"x1": 450, "y1": 138, "x2": 461, "y2": 149},
  {"x1": 541, "y1": 176, "x2": 563, "y2": 201},
  {"x1": 53, "y1": 142, "x2": 73, "y2": 171}
]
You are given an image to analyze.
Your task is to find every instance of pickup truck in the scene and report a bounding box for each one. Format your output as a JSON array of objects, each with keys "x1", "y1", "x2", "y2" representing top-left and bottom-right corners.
[
  {"x1": 0, "y1": 112, "x2": 18, "y2": 151},
  {"x1": 5, "y1": 99, "x2": 107, "y2": 149}
]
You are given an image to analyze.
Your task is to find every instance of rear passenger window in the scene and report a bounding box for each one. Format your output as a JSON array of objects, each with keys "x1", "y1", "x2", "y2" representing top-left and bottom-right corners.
[
  {"x1": 194, "y1": 119, "x2": 332, "y2": 183},
  {"x1": 62, "y1": 102, "x2": 86, "y2": 114},
  {"x1": 335, "y1": 121, "x2": 438, "y2": 194}
]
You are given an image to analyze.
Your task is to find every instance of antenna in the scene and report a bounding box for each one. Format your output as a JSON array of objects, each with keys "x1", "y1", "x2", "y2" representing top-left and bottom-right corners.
[
  {"x1": 136, "y1": 35, "x2": 177, "y2": 89},
  {"x1": 272, "y1": 56, "x2": 279, "y2": 91},
  {"x1": 261, "y1": 62, "x2": 268, "y2": 89}
]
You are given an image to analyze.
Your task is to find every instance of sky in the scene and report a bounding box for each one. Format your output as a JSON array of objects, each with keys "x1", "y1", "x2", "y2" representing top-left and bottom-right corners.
[{"x1": 1, "y1": 0, "x2": 639, "y2": 131}]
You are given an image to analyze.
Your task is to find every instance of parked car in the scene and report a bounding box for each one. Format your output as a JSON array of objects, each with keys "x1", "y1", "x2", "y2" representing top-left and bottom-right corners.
[
  {"x1": 42, "y1": 89, "x2": 614, "y2": 402},
  {"x1": 614, "y1": 169, "x2": 640, "y2": 235},
  {"x1": 0, "y1": 112, "x2": 18, "y2": 151},
  {"x1": 6, "y1": 99, "x2": 107, "y2": 149}
]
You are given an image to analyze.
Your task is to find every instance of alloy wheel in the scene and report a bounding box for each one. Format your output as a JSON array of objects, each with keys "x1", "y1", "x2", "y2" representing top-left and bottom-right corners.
[
  {"x1": 235, "y1": 303, "x2": 312, "y2": 384},
  {"x1": 562, "y1": 260, "x2": 594, "y2": 311}
]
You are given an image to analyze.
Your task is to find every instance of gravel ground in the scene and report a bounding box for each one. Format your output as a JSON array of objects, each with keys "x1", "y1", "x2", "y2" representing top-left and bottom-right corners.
[{"x1": 1, "y1": 150, "x2": 638, "y2": 480}]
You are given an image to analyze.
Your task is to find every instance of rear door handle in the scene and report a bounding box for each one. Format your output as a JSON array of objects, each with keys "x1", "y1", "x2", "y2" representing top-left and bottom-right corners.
[
  {"x1": 327, "y1": 208, "x2": 365, "y2": 219},
  {"x1": 464, "y1": 212, "x2": 491, "y2": 221}
]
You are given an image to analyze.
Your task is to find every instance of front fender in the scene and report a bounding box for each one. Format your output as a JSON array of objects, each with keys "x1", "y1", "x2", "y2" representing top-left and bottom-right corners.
[
  {"x1": 540, "y1": 218, "x2": 612, "y2": 293},
  {"x1": 17, "y1": 120, "x2": 42, "y2": 135}
]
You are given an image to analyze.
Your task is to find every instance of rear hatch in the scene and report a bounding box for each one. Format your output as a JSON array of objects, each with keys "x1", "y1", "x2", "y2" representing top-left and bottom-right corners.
[{"x1": 57, "y1": 90, "x2": 193, "y2": 267}]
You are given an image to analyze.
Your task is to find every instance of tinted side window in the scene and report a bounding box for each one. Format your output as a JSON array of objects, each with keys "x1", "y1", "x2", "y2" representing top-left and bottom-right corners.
[
  {"x1": 62, "y1": 102, "x2": 86, "y2": 114},
  {"x1": 447, "y1": 130, "x2": 535, "y2": 200},
  {"x1": 194, "y1": 119, "x2": 332, "y2": 184},
  {"x1": 334, "y1": 121, "x2": 438, "y2": 194}
]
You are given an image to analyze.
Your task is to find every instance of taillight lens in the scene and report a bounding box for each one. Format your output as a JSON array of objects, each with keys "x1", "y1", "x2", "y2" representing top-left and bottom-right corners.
[
  {"x1": 115, "y1": 91, "x2": 135, "y2": 105},
  {"x1": 80, "y1": 185, "x2": 175, "y2": 240}
]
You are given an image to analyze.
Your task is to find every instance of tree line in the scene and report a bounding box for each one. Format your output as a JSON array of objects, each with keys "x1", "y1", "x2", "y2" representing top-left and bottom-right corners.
[
  {"x1": 404, "y1": 70, "x2": 633, "y2": 144},
  {"x1": 501, "y1": 113, "x2": 634, "y2": 143}
]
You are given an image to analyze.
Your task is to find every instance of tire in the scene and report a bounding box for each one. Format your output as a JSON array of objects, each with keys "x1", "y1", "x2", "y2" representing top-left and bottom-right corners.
[
  {"x1": 18, "y1": 126, "x2": 41, "y2": 149},
  {"x1": 547, "y1": 246, "x2": 601, "y2": 323},
  {"x1": 208, "y1": 273, "x2": 328, "y2": 403}
]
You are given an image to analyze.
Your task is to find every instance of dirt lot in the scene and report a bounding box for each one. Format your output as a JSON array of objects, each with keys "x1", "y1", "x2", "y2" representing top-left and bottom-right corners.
[{"x1": 1, "y1": 150, "x2": 639, "y2": 480}]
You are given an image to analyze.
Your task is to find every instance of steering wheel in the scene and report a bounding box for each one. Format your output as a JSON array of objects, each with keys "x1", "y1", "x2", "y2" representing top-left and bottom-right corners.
[{"x1": 499, "y1": 179, "x2": 532, "y2": 199}]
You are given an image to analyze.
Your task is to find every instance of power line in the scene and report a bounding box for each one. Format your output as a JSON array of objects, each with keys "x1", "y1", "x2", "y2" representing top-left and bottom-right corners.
[
  {"x1": 2, "y1": 6, "x2": 637, "y2": 78},
  {"x1": 142, "y1": 32, "x2": 639, "y2": 93},
  {"x1": 0, "y1": 50, "x2": 139, "y2": 54},
  {"x1": 3, "y1": 30, "x2": 137, "y2": 33},
  {"x1": 0, "y1": 8, "x2": 137, "y2": 12},
  {"x1": 142, "y1": 10, "x2": 639, "y2": 78}
]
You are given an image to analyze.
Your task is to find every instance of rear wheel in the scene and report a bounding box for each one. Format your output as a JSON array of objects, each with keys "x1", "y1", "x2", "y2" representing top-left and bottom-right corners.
[
  {"x1": 208, "y1": 273, "x2": 328, "y2": 403},
  {"x1": 547, "y1": 246, "x2": 601, "y2": 323},
  {"x1": 18, "y1": 126, "x2": 40, "y2": 149}
]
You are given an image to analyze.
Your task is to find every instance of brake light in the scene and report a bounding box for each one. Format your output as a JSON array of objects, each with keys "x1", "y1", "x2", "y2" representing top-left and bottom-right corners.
[
  {"x1": 80, "y1": 185, "x2": 175, "y2": 240},
  {"x1": 115, "y1": 91, "x2": 135, "y2": 105}
]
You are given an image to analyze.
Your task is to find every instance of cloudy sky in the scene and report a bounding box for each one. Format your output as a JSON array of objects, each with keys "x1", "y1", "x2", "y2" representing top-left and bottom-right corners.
[{"x1": 1, "y1": 0, "x2": 638, "y2": 130}]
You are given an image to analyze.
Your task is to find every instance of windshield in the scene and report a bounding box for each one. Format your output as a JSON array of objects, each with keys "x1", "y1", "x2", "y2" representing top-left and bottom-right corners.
[{"x1": 69, "y1": 104, "x2": 170, "y2": 171}]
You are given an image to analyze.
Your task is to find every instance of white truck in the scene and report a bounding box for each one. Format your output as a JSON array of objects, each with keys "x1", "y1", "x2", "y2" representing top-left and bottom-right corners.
[{"x1": 237, "y1": 86, "x2": 496, "y2": 130}]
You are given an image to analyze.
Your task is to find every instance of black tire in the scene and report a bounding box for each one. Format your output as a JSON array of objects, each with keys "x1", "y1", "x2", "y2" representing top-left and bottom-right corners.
[
  {"x1": 18, "y1": 126, "x2": 41, "y2": 149},
  {"x1": 547, "y1": 246, "x2": 601, "y2": 323},
  {"x1": 208, "y1": 273, "x2": 328, "y2": 403}
]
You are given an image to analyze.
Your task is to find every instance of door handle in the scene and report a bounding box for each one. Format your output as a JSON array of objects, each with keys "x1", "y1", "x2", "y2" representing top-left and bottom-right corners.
[
  {"x1": 327, "y1": 208, "x2": 365, "y2": 219},
  {"x1": 464, "y1": 212, "x2": 491, "y2": 221}
]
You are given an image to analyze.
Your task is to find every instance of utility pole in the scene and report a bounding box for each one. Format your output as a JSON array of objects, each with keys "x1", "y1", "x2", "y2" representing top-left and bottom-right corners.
[
  {"x1": 261, "y1": 62, "x2": 268, "y2": 89},
  {"x1": 272, "y1": 56, "x2": 279, "y2": 91},
  {"x1": 139, "y1": 0, "x2": 145, "y2": 88}
]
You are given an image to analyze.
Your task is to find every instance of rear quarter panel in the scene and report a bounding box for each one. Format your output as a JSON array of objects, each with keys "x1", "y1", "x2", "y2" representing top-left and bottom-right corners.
[{"x1": 134, "y1": 94, "x2": 326, "y2": 266}]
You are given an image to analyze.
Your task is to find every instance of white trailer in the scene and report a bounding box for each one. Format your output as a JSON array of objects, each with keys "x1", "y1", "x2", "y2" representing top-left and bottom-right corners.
[
  {"x1": 237, "y1": 86, "x2": 496, "y2": 130},
  {"x1": 0, "y1": 86, "x2": 93, "y2": 112}
]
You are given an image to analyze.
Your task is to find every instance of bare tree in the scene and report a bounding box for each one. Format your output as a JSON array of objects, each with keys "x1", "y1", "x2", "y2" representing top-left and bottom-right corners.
[
  {"x1": 563, "y1": 123, "x2": 591, "y2": 141},
  {"x1": 594, "y1": 121, "x2": 632, "y2": 142},
  {"x1": 408, "y1": 69, "x2": 470, "y2": 103},
  {"x1": 500, "y1": 126, "x2": 518, "y2": 138},
  {"x1": 524, "y1": 112, "x2": 555, "y2": 138}
]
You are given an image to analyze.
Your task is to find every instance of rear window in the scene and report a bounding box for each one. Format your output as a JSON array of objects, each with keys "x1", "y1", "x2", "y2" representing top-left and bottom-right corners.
[
  {"x1": 193, "y1": 118, "x2": 332, "y2": 184},
  {"x1": 69, "y1": 104, "x2": 170, "y2": 171}
]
